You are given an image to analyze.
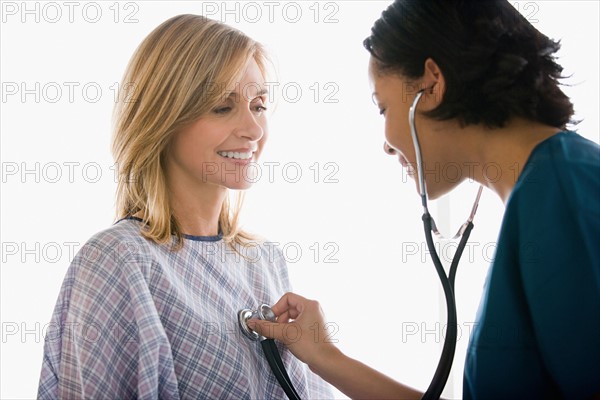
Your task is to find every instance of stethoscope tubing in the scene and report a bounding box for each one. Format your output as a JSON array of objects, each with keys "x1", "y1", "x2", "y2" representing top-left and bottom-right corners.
[
  {"x1": 421, "y1": 213, "x2": 459, "y2": 400},
  {"x1": 261, "y1": 339, "x2": 302, "y2": 400},
  {"x1": 410, "y1": 89, "x2": 478, "y2": 400}
]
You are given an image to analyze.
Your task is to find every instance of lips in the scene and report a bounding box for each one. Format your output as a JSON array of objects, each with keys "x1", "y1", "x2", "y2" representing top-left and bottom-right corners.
[
  {"x1": 217, "y1": 150, "x2": 253, "y2": 160},
  {"x1": 398, "y1": 154, "x2": 409, "y2": 167}
]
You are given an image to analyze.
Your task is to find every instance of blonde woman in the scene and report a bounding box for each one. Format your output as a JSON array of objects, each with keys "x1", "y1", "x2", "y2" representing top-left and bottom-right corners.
[{"x1": 37, "y1": 14, "x2": 332, "y2": 399}]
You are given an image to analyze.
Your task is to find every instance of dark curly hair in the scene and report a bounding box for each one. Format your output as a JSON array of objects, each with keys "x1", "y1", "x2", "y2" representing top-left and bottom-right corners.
[{"x1": 364, "y1": 0, "x2": 575, "y2": 129}]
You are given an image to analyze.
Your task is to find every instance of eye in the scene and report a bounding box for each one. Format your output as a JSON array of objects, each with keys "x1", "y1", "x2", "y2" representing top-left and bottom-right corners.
[
  {"x1": 213, "y1": 106, "x2": 232, "y2": 115},
  {"x1": 379, "y1": 108, "x2": 386, "y2": 116},
  {"x1": 254, "y1": 105, "x2": 268, "y2": 113},
  {"x1": 252, "y1": 98, "x2": 268, "y2": 113}
]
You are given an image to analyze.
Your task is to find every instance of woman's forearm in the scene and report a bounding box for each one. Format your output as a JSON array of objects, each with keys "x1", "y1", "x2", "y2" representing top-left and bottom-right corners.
[
  {"x1": 309, "y1": 346, "x2": 423, "y2": 400},
  {"x1": 247, "y1": 293, "x2": 425, "y2": 399}
]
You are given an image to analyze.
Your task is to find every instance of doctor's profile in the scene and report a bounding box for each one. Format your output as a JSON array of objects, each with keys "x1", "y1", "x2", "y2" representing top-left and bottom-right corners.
[
  {"x1": 36, "y1": 14, "x2": 332, "y2": 399},
  {"x1": 249, "y1": 0, "x2": 600, "y2": 399}
]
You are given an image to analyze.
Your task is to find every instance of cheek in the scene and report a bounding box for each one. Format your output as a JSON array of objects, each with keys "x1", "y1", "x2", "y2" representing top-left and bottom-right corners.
[
  {"x1": 172, "y1": 122, "x2": 221, "y2": 164},
  {"x1": 179, "y1": 133, "x2": 207, "y2": 160},
  {"x1": 255, "y1": 120, "x2": 269, "y2": 157},
  {"x1": 384, "y1": 112, "x2": 403, "y2": 148},
  {"x1": 383, "y1": 109, "x2": 415, "y2": 160},
  {"x1": 384, "y1": 117, "x2": 393, "y2": 143},
  {"x1": 169, "y1": 135, "x2": 199, "y2": 172}
]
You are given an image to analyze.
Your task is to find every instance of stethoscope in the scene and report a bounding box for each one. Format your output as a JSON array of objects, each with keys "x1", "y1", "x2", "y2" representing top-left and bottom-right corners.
[
  {"x1": 238, "y1": 89, "x2": 483, "y2": 400},
  {"x1": 238, "y1": 304, "x2": 302, "y2": 400},
  {"x1": 409, "y1": 89, "x2": 484, "y2": 399}
]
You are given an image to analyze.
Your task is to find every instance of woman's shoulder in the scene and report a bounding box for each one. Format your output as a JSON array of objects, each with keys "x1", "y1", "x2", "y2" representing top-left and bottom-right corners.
[
  {"x1": 504, "y1": 131, "x2": 600, "y2": 262},
  {"x1": 521, "y1": 131, "x2": 598, "y2": 173},
  {"x1": 513, "y1": 131, "x2": 600, "y2": 206},
  {"x1": 71, "y1": 217, "x2": 155, "y2": 270},
  {"x1": 90, "y1": 217, "x2": 151, "y2": 247}
]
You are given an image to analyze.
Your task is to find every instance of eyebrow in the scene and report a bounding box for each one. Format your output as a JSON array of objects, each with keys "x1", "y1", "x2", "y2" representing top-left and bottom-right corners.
[
  {"x1": 255, "y1": 88, "x2": 269, "y2": 97},
  {"x1": 225, "y1": 88, "x2": 269, "y2": 100}
]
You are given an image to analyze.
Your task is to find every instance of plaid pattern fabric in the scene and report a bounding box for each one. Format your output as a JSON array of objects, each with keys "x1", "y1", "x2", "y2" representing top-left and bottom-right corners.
[{"x1": 38, "y1": 218, "x2": 333, "y2": 399}]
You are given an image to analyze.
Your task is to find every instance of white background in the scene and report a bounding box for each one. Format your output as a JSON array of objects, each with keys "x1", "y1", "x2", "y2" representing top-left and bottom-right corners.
[{"x1": 1, "y1": 1, "x2": 598, "y2": 398}]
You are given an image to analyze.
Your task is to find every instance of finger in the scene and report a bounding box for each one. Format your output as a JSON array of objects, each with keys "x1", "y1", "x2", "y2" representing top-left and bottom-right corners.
[
  {"x1": 247, "y1": 319, "x2": 289, "y2": 343},
  {"x1": 270, "y1": 293, "x2": 293, "y2": 316},
  {"x1": 277, "y1": 310, "x2": 291, "y2": 323},
  {"x1": 270, "y1": 292, "x2": 308, "y2": 316},
  {"x1": 283, "y1": 307, "x2": 301, "y2": 320}
]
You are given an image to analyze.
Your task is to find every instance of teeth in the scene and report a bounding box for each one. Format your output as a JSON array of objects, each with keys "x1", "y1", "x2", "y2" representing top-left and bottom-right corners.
[{"x1": 218, "y1": 151, "x2": 253, "y2": 160}]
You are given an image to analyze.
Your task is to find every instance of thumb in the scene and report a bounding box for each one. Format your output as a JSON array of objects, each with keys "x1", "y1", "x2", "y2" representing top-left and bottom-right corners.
[{"x1": 247, "y1": 319, "x2": 290, "y2": 343}]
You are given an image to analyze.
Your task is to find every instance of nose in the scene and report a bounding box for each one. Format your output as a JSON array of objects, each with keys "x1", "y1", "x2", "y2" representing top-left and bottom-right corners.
[
  {"x1": 383, "y1": 141, "x2": 397, "y2": 155},
  {"x1": 237, "y1": 107, "x2": 264, "y2": 142}
]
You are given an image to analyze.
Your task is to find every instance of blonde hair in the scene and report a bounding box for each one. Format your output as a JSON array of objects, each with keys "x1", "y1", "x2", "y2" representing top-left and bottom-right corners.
[{"x1": 112, "y1": 14, "x2": 268, "y2": 250}]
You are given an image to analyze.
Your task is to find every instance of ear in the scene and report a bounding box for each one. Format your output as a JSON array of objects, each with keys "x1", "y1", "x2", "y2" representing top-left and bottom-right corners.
[{"x1": 422, "y1": 58, "x2": 446, "y2": 108}]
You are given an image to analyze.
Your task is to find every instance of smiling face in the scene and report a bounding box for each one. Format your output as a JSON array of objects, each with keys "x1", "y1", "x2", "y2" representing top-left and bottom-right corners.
[
  {"x1": 166, "y1": 58, "x2": 269, "y2": 192},
  {"x1": 369, "y1": 58, "x2": 425, "y2": 194},
  {"x1": 368, "y1": 56, "x2": 458, "y2": 199},
  {"x1": 370, "y1": 63, "x2": 418, "y2": 173}
]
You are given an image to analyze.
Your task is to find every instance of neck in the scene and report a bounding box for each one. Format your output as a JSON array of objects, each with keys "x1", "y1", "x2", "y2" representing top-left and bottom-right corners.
[
  {"x1": 170, "y1": 186, "x2": 226, "y2": 237},
  {"x1": 165, "y1": 164, "x2": 227, "y2": 237},
  {"x1": 456, "y1": 118, "x2": 561, "y2": 204}
]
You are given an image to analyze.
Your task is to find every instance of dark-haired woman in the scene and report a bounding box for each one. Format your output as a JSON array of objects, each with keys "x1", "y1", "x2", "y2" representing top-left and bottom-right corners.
[{"x1": 249, "y1": 1, "x2": 600, "y2": 399}]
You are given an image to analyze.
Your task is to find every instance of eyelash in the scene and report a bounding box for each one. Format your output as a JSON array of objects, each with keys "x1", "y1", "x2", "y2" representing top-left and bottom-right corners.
[
  {"x1": 212, "y1": 104, "x2": 268, "y2": 115},
  {"x1": 379, "y1": 108, "x2": 386, "y2": 116},
  {"x1": 214, "y1": 107, "x2": 232, "y2": 114}
]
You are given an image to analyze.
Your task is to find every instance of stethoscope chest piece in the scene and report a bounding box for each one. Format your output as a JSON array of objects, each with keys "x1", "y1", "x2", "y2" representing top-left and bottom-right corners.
[
  {"x1": 237, "y1": 303, "x2": 302, "y2": 399},
  {"x1": 238, "y1": 304, "x2": 276, "y2": 341}
]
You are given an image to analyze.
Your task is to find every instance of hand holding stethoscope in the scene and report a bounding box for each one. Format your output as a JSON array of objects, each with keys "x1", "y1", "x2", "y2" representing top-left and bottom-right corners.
[{"x1": 246, "y1": 293, "x2": 336, "y2": 368}]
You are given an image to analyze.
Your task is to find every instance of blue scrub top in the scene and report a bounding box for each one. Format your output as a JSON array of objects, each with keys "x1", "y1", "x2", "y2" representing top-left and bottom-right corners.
[{"x1": 463, "y1": 131, "x2": 600, "y2": 399}]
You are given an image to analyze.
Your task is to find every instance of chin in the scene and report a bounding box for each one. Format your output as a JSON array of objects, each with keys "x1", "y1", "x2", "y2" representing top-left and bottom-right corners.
[
  {"x1": 225, "y1": 181, "x2": 254, "y2": 191},
  {"x1": 426, "y1": 184, "x2": 454, "y2": 200},
  {"x1": 426, "y1": 190, "x2": 443, "y2": 201}
]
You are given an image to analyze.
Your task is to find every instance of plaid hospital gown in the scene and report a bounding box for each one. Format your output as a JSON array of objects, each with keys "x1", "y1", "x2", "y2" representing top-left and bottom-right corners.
[{"x1": 37, "y1": 217, "x2": 333, "y2": 399}]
